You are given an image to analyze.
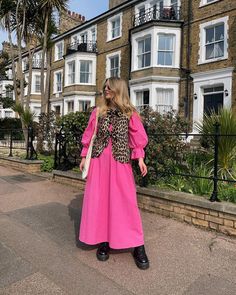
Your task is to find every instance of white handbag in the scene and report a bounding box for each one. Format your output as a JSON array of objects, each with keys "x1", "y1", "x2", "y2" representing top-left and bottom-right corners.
[{"x1": 82, "y1": 108, "x2": 99, "y2": 179}]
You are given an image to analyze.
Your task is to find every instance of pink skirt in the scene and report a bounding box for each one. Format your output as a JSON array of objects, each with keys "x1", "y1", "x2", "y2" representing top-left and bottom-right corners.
[{"x1": 78, "y1": 140, "x2": 144, "y2": 249}]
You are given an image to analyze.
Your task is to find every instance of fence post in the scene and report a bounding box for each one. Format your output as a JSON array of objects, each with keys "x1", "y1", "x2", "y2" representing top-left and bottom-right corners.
[
  {"x1": 8, "y1": 130, "x2": 13, "y2": 157},
  {"x1": 26, "y1": 127, "x2": 30, "y2": 160},
  {"x1": 210, "y1": 122, "x2": 220, "y2": 202},
  {"x1": 54, "y1": 133, "x2": 58, "y2": 169}
]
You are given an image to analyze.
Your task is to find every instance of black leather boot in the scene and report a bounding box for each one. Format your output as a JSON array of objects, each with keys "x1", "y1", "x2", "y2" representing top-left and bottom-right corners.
[
  {"x1": 133, "y1": 245, "x2": 149, "y2": 270},
  {"x1": 96, "y1": 242, "x2": 110, "y2": 261}
]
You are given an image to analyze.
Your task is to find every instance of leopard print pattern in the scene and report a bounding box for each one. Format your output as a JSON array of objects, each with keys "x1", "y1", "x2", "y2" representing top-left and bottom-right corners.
[{"x1": 91, "y1": 109, "x2": 130, "y2": 163}]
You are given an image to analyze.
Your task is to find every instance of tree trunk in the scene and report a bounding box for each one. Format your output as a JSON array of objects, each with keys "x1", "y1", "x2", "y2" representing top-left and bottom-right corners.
[
  {"x1": 41, "y1": 11, "x2": 49, "y2": 114},
  {"x1": 45, "y1": 48, "x2": 51, "y2": 113},
  {"x1": 26, "y1": 43, "x2": 36, "y2": 109},
  {"x1": 6, "y1": 15, "x2": 18, "y2": 102},
  {"x1": 15, "y1": 0, "x2": 25, "y2": 105}
]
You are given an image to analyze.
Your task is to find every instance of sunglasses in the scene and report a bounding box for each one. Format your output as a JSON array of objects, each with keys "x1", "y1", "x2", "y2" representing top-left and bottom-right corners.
[{"x1": 104, "y1": 84, "x2": 111, "y2": 91}]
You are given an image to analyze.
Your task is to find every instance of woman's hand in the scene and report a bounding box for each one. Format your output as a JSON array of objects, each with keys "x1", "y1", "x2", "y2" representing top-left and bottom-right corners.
[
  {"x1": 79, "y1": 158, "x2": 86, "y2": 172},
  {"x1": 138, "y1": 158, "x2": 147, "y2": 177}
]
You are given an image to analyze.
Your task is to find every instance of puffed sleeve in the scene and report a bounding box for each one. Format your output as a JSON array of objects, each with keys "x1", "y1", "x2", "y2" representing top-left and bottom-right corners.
[
  {"x1": 129, "y1": 112, "x2": 148, "y2": 160},
  {"x1": 80, "y1": 108, "x2": 97, "y2": 157}
]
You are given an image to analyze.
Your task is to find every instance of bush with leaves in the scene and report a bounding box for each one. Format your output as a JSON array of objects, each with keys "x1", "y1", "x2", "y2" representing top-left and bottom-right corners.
[
  {"x1": 0, "y1": 117, "x2": 23, "y2": 140},
  {"x1": 133, "y1": 108, "x2": 189, "y2": 185},
  {"x1": 56, "y1": 109, "x2": 91, "y2": 164}
]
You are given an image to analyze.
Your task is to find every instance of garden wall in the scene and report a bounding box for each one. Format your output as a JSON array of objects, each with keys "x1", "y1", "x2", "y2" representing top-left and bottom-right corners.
[
  {"x1": 0, "y1": 156, "x2": 43, "y2": 173},
  {"x1": 52, "y1": 170, "x2": 236, "y2": 238}
]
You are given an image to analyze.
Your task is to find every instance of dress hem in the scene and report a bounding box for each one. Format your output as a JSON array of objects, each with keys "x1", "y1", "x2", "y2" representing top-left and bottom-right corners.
[{"x1": 79, "y1": 238, "x2": 144, "y2": 250}]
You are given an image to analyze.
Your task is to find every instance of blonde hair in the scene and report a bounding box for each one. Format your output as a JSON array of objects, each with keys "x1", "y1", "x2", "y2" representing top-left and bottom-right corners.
[{"x1": 99, "y1": 77, "x2": 137, "y2": 118}]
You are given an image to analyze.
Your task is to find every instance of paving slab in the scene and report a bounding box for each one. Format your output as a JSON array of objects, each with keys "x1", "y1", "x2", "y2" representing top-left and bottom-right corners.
[
  {"x1": 1, "y1": 165, "x2": 236, "y2": 295},
  {"x1": 0, "y1": 242, "x2": 36, "y2": 288},
  {"x1": 0, "y1": 272, "x2": 67, "y2": 295}
]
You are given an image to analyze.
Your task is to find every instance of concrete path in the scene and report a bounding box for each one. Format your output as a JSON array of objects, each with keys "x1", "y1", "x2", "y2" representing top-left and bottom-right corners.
[{"x1": 0, "y1": 165, "x2": 236, "y2": 295}]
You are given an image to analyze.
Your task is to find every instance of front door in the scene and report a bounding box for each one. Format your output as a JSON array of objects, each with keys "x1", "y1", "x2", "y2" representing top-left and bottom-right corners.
[{"x1": 203, "y1": 93, "x2": 223, "y2": 116}]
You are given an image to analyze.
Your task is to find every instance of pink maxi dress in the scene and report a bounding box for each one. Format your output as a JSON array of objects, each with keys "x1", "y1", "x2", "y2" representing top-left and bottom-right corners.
[{"x1": 79, "y1": 108, "x2": 148, "y2": 249}]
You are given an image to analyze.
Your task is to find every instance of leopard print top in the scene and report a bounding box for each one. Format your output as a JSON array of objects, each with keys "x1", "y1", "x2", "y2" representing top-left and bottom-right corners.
[{"x1": 91, "y1": 108, "x2": 130, "y2": 163}]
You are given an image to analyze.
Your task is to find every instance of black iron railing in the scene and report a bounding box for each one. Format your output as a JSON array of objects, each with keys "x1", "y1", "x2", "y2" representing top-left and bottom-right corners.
[
  {"x1": 0, "y1": 127, "x2": 37, "y2": 159},
  {"x1": 140, "y1": 124, "x2": 236, "y2": 202},
  {"x1": 24, "y1": 59, "x2": 46, "y2": 71},
  {"x1": 66, "y1": 41, "x2": 97, "y2": 55},
  {"x1": 54, "y1": 127, "x2": 79, "y2": 171},
  {"x1": 133, "y1": 6, "x2": 181, "y2": 27}
]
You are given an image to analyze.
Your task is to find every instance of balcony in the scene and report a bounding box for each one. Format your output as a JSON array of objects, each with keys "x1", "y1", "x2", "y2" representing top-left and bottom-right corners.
[
  {"x1": 66, "y1": 41, "x2": 97, "y2": 55},
  {"x1": 133, "y1": 6, "x2": 181, "y2": 27},
  {"x1": 24, "y1": 59, "x2": 45, "y2": 71}
]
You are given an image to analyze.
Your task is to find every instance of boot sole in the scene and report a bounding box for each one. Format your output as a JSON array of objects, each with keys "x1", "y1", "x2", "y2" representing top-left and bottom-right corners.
[
  {"x1": 96, "y1": 253, "x2": 109, "y2": 261},
  {"x1": 134, "y1": 259, "x2": 150, "y2": 270}
]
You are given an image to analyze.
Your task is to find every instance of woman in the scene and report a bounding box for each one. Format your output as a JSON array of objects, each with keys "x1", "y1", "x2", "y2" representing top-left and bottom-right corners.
[{"x1": 79, "y1": 77, "x2": 149, "y2": 270}]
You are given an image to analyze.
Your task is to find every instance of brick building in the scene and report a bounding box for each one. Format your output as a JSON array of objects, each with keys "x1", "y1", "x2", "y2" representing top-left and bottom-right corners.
[{"x1": 3, "y1": 0, "x2": 236, "y2": 128}]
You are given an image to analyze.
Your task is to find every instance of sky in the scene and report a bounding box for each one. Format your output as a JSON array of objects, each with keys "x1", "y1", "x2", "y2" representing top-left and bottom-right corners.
[{"x1": 0, "y1": 0, "x2": 108, "y2": 50}]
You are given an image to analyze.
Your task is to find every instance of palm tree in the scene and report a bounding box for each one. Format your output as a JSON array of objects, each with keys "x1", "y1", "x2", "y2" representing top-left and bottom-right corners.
[
  {"x1": 39, "y1": 0, "x2": 68, "y2": 114},
  {"x1": 196, "y1": 108, "x2": 236, "y2": 180},
  {"x1": 0, "y1": 0, "x2": 18, "y2": 100}
]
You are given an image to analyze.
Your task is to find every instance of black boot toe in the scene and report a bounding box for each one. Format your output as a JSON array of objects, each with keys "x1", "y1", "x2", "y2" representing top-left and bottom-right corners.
[
  {"x1": 96, "y1": 242, "x2": 110, "y2": 261},
  {"x1": 133, "y1": 245, "x2": 149, "y2": 270}
]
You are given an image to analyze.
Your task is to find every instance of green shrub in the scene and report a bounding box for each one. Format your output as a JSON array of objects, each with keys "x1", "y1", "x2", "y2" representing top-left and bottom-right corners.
[
  {"x1": 218, "y1": 185, "x2": 236, "y2": 203},
  {"x1": 195, "y1": 108, "x2": 236, "y2": 180},
  {"x1": 56, "y1": 109, "x2": 91, "y2": 163},
  {"x1": 133, "y1": 108, "x2": 189, "y2": 185},
  {"x1": 38, "y1": 154, "x2": 54, "y2": 172}
]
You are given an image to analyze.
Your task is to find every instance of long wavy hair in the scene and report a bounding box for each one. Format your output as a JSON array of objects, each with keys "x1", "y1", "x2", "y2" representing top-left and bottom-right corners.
[{"x1": 99, "y1": 77, "x2": 137, "y2": 118}]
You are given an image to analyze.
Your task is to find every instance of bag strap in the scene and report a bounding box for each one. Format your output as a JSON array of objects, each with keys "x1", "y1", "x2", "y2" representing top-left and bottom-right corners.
[{"x1": 94, "y1": 107, "x2": 99, "y2": 134}]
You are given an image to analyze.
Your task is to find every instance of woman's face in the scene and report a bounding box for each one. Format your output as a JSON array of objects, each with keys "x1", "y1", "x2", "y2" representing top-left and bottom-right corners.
[{"x1": 104, "y1": 81, "x2": 115, "y2": 101}]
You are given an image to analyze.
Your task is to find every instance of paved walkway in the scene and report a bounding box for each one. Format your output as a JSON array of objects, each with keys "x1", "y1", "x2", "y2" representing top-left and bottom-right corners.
[{"x1": 0, "y1": 165, "x2": 236, "y2": 295}]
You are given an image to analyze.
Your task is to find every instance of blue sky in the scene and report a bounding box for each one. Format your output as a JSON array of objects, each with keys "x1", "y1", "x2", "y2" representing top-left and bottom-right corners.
[{"x1": 0, "y1": 0, "x2": 108, "y2": 50}]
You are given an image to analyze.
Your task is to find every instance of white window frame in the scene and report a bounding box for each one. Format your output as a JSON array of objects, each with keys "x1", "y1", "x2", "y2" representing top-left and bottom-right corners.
[
  {"x1": 199, "y1": 0, "x2": 220, "y2": 7},
  {"x1": 135, "y1": 90, "x2": 150, "y2": 111},
  {"x1": 106, "y1": 51, "x2": 121, "y2": 78},
  {"x1": 78, "y1": 100, "x2": 91, "y2": 112},
  {"x1": 107, "y1": 13, "x2": 122, "y2": 42},
  {"x1": 156, "y1": 88, "x2": 174, "y2": 114},
  {"x1": 67, "y1": 60, "x2": 76, "y2": 85},
  {"x1": 130, "y1": 80, "x2": 179, "y2": 112},
  {"x1": 137, "y1": 35, "x2": 152, "y2": 69},
  {"x1": 131, "y1": 26, "x2": 180, "y2": 71},
  {"x1": 34, "y1": 75, "x2": 41, "y2": 93},
  {"x1": 198, "y1": 16, "x2": 228, "y2": 65},
  {"x1": 54, "y1": 70, "x2": 63, "y2": 94},
  {"x1": 55, "y1": 41, "x2": 64, "y2": 61},
  {"x1": 79, "y1": 60, "x2": 92, "y2": 84},
  {"x1": 157, "y1": 34, "x2": 175, "y2": 67},
  {"x1": 67, "y1": 100, "x2": 74, "y2": 113}
]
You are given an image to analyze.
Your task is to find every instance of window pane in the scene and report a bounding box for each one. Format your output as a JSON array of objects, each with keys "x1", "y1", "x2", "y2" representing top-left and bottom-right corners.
[
  {"x1": 145, "y1": 52, "x2": 151, "y2": 66},
  {"x1": 215, "y1": 41, "x2": 224, "y2": 57},
  {"x1": 206, "y1": 27, "x2": 214, "y2": 44},
  {"x1": 145, "y1": 37, "x2": 151, "y2": 51},
  {"x1": 206, "y1": 44, "x2": 214, "y2": 59},
  {"x1": 158, "y1": 52, "x2": 165, "y2": 65},
  {"x1": 165, "y1": 52, "x2": 173, "y2": 65},
  {"x1": 138, "y1": 40, "x2": 144, "y2": 54},
  {"x1": 214, "y1": 86, "x2": 224, "y2": 92},
  {"x1": 204, "y1": 87, "x2": 214, "y2": 93},
  {"x1": 215, "y1": 24, "x2": 224, "y2": 41},
  {"x1": 165, "y1": 36, "x2": 173, "y2": 50},
  {"x1": 143, "y1": 91, "x2": 149, "y2": 105},
  {"x1": 136, "y1": 92, "x2": 143, "y2": 106},
  {"x1": 138, "y1": 55, "x2": 144, "y2": 68},
  {"x1": 156, "y1": 88, "x2": 174, "y2": 114},
  {"x1": 80, "y1": 61, "x2": 85, "y2": 72}
]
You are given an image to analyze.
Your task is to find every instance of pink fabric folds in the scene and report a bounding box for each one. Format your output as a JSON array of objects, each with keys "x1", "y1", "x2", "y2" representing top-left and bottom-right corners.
[{"x1": 78, "y1": 109, "x2": 148, "y2": 249}]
